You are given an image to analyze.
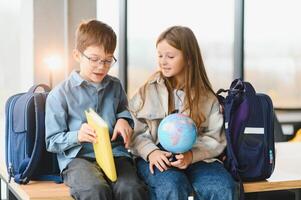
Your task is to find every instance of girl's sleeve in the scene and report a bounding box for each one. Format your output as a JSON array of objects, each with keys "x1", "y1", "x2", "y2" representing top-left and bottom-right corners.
[
  {"x1": 129, "y1": 93, "x2": 159, "y2": 161},
  {"x1": 190, "y1": 99, "x2": 226, "y2": 163}
]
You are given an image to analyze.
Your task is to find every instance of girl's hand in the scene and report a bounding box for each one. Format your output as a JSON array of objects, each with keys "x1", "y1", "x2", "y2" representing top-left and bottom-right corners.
[
  {"x1": 170, "y1": 150, "x2": 193, "y2": 169},
  {"x1": 78, "y1": 123, "x2": 97, "y2": 143},
  {"x1": 111, "y1": 118, "x2": 133, "y2": 148},
  {"x1": 148, "y1": 150, "x2": 172, "y2": 174}
]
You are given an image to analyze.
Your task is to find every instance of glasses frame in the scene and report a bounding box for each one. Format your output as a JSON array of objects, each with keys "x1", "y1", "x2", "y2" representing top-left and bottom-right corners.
[{"x1": 80, "y1": 51, "x2": 117, "y2": 68}]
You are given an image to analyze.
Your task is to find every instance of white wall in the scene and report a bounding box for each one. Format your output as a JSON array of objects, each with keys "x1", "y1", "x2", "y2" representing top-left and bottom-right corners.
[
  {"x1": 0, "y1": 1, "x2": 96, "y2": 198},
  {"x1": 0, "y1": 1, "x2": 34, "y2": 198},
  {"x1": 0, "y1": 0, "x2": 34, "y2": 162}
]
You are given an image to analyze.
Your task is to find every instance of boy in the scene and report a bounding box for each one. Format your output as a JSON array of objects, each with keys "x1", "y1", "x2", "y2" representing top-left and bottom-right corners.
[{"x1": 45, "y1": 19, "x2": 148, "y2": 200}]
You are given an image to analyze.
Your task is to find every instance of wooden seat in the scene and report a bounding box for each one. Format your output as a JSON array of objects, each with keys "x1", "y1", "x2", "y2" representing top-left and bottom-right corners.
[
  {"x1": 0, "y1": 164, "x2": 72, "y2": 200},
  {"x1": 1, "y1": 142, "x2": 301, "y2": 199}
]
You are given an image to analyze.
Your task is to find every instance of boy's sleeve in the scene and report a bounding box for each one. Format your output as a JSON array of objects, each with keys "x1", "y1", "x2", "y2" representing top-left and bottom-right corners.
[
  {"x1": 45, "y1": 91, "x2": 81, "y2": 154},
  {"x1": 116, "y1": 83, "x2": 134, "y2": 128},
  {"x1": 190, "y1": 99, "x2": 226, "y2": 163}
]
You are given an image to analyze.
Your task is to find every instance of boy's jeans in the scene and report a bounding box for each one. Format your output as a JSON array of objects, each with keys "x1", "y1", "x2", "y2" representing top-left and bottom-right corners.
[
  {"x1": 63, "y1": 157, "x2": 148, "y2": 200},
  {"x1": 136, "y1": 158, "x2": 237, "y2": 200}
]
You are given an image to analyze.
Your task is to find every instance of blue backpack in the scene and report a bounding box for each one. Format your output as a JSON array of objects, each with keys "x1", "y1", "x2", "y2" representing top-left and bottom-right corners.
[
  {"x1": 5, "y1": 84, "x2": 62, "y2": 184},
  {"x1": 217, "y1": 79, "x2": 275, "y2": 195}
]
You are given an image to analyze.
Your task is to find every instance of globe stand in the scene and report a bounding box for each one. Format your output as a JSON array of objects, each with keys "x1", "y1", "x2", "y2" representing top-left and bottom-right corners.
[{"x1": 169, "y1": 154, "x2": 178, "y2": 162}]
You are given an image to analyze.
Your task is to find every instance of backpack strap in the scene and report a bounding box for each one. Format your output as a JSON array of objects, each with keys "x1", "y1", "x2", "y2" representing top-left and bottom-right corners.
[
  {"x1": 28, "y1": 84, "x2": 51, "y2": 94},
  {"x1": 12, "y1": 84, "x2": 50, "y2": 133},
  {"x1": 219, "y1": 80, "x2": 248, "y2": 199},
  {"x1": 223, "y1": 94, "x2": 240, "y2": 179},
  {"x1": 216, "y1": 86, "x2": 241, "y2": 178},
  {"x1": 14, "y1": 93, "x2": 62, "y2": 184},
  {"x1": 14, "y1": 93, "x2": 44, "y2": 184},
  {"x1": 223, "y1": 93, "x2": 246, "y2": 199}
]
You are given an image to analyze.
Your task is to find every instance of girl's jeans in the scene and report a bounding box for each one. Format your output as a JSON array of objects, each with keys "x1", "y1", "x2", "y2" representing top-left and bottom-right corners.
[{"x1": 136, "y1": 158, "x2": 238, "y2": 200}]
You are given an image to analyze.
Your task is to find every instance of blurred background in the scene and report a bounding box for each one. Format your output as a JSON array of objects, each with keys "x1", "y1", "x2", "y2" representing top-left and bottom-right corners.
[{"x1": 1, "y1": 0, "x2": 301, "y2": 199}]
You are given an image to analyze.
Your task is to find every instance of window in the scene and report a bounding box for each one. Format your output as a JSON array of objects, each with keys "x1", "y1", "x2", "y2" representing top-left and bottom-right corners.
[
  {"x1": 97, "y1": 0, "x2": 120, "y2": 77},
  {"x1": 127, "y1": 0, "x2": 234, "y2": 97},
  {"x1": 245, "y1": 0, "x2": 301, "y2": 108}
]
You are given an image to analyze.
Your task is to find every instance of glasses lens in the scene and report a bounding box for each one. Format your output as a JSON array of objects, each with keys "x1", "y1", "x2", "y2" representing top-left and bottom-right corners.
[
  {"x1": 108, "y1": 59, "x2": 116, "y2": 67},
  {"x1": 90, "y1": 60, "x2": 99, "y2": 67},
  {"x1": 90, "y1": 60, "x2": 115, "y2": 68},
  {"x1": 85, "y1": 54, "x2": 117, "y2": 68}
]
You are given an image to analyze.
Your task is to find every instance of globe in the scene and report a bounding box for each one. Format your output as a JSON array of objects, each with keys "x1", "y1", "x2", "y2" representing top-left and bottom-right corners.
[{"x1": 158, "y1": 113, "x2": 197, "y2": 153}]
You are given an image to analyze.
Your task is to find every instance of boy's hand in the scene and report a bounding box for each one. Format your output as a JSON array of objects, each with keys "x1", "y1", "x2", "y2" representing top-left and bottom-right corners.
[
  {"x1": 111, "y1": 118, "x2": 132, "y2": 148},
  {"x1": 148, "y1": 150, "x2": 172, "y2": 174},
  {"x1": 170, "y1": 150, "x2": 193, "y2": 169},
  {"x1": 78, "y1": 123, "x2": 97, "y2": 143}
]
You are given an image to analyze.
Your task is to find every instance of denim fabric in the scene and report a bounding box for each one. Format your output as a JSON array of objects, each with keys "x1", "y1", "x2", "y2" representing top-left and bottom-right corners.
[{"x1": 136, "y1": 159, "x2": 237, "y2": 200}]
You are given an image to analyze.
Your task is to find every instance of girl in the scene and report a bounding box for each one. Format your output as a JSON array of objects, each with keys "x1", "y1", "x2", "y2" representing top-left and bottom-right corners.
[{"x1": 129, "y1": 26, "x2": 237, "y2": 200}]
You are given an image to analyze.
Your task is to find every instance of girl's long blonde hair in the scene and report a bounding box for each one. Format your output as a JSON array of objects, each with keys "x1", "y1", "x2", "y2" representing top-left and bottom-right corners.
[{"x1": 139, "y1": 26, "x2": 215, "y2": 128}]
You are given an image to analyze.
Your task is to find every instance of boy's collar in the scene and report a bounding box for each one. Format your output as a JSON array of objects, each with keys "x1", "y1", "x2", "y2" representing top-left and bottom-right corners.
[
  {"x1": 69, "y1": 70, "x2": 110, "y2": 89},
  {"x1": 69, "y1": 70, "x2": 86, "y2": 87}
]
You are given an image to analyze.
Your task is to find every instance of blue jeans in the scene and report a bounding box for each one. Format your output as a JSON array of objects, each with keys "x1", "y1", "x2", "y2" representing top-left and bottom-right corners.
[{"x1": 136, "y1": 158, "x2": 237, "y2": 200}]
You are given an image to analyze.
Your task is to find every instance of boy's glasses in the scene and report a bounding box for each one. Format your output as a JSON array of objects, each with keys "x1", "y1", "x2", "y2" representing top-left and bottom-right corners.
[{"x1": 80, "y1": 52, "x2": 117, "y2": 68}]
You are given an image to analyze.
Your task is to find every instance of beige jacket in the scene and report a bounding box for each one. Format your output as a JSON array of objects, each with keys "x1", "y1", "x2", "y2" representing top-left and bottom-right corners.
[{"x1": 129, "y1": 74, "x2": 226, "y2": 164}]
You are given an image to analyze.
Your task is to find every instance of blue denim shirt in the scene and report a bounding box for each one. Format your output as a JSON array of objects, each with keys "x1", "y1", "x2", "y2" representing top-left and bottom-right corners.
[{"x1": 45, "y1": 70, "x2": 133, "y2": 171}]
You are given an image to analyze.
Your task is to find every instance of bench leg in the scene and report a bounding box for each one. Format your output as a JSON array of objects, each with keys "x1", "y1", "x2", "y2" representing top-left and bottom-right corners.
[
  {"x1": 1, "y1": 179, "x2": 8, "y2": 200},
  {"x1": 7, "y1": 189, "x2": 18, "y2": 200},
  {"x1": 245, "y1": 192, "x2": 259, "y2": 200},
  {"x1": 295, "y1": 189, "x2": 301, "y2": 200},
  {"x1": 6, "y1": 185, "x2": 18, "y2": 200}
]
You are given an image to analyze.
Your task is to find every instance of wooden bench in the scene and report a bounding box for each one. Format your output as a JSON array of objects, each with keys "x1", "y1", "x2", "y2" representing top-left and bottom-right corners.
[
  {"x1": 1, "y1": 142, "x2": 301, "y2": 199},
  {"x1": 0, "y1": 164, "x2": 72, "y2": 200}
]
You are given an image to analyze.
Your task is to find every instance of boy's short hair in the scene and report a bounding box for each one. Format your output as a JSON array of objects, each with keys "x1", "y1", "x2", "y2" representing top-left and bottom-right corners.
[{"x1": 75, "y1": 19, "x2": 116, "y2": 53}]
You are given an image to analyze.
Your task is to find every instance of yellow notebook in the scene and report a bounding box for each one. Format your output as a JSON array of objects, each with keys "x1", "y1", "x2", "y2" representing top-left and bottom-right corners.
[
  {"x1": 85, "y1": 108, "x2": 117, "y2": 182},
  {"x1": 290, "y1": 129, "x2": 301, "y2": 142}
]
